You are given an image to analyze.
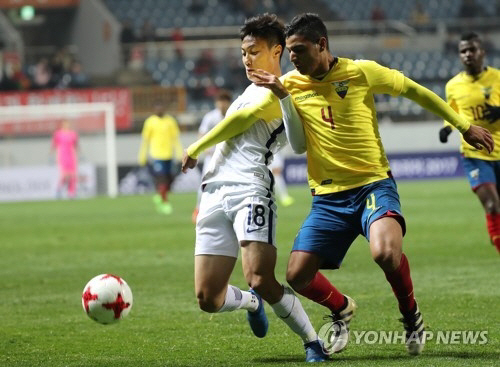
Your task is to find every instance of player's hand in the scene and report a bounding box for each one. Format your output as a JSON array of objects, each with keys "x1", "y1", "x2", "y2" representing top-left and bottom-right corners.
[
  {"x1": 247, "y1": 68, "x2": 289, "y2": 99},
  {"x1": 181, "y1": 151, "x2": 197, "y2": 173},
  {"x1": 463, "y1": 125, "x2": 494, "y2": 153},
  {"x1": 484, "y1": 103, "x2": 500, "y2": 124},
  {"x1": 439, "y1": 126, "x2": 452, "y2": 143}
]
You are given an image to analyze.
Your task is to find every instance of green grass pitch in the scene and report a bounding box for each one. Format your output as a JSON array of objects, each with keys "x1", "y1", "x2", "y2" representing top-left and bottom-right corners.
[{"x1": 1, "y1": 179, "x2": 498, "y2": 366}]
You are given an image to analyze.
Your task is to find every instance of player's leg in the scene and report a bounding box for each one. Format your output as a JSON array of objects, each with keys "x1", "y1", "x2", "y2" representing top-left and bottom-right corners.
[
  {"x1": 235, "y1": 191, "x2": 327, "y2": 361},
  {"x1": 67, "y1": 170, "x2": 77, "y2": 198},
  {"x1": 475, "y1": 184, "x2": 500, "y2": 253},
  {"x1": 195, "y1": 254, "x2": 238, "y2": 311},
  {"x1": 194, "y1": 186, "x2": 260, "y2": 315},
  {"x1": 363, "y1": 178, "x2": 424, "y2": 355},
  {"x1": 152, "y1": 160, "x2": 172, "y2": 214},
  {"x1": 286, "y1": 194, "x2": 358, "y2": 353},
  {"x1": 462, "y1": 158, "x2": 500, "y2": 253},
  {"x1": 241, "y1": 241, "x2": 318, "y2": 342}
]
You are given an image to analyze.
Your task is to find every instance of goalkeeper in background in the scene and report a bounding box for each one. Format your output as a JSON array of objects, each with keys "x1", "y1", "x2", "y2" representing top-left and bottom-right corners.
[
  {"x1": 138, "y1": 100, "x2": 183, "y2": 215},
  {"x1": 439, "y1": 32, "x2": 500, "y2": 253}
]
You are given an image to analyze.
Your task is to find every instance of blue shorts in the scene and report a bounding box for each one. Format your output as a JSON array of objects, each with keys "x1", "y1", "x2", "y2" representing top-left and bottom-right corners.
[
  {"x1": 151, "y1": 160, "x2": 172, "y2": 176},
  {"x1": 292, "y1": 178, "x2": 405, "y2": 269},
  {"x1": 461, "y1": 157, "x2": 500, "y2": 191}
]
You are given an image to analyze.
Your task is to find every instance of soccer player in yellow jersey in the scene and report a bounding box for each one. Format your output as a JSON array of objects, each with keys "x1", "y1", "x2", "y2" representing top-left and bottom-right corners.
[
  {"x1": 439, "y1": 32, "x2": 500, "y2": 254},
  {"x1": 138, "y1": 101, "x2": 183, "y2": 214},
  {"x1": 245, "y1": 14, "x2": 493, "y2": 356}
]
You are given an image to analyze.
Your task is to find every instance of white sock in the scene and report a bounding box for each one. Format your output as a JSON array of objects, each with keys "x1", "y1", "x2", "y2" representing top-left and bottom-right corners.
[
  {"x1": 274, "y1": 174, "x2": 289, "y2": 200},
  {"x1": 271, "y1": 286, "x2": 318, "y2": 344},
  {"x1": 218, "y1": 285, "x2": 259, "y2": 313}
]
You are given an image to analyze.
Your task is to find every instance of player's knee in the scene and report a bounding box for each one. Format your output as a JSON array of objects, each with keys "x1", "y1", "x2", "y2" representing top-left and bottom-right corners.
[
  {"x1": 196, "y1": 291, "x2": 220, "y2": 313},
  {"x1": 286, "y1": 267, "x2": 310, "y2": 291},
  {"x1": 246, "y1": 273, "x2": 269, "y2": 293},
  {"x1": 371, "y1": 243, "x2": 400, "y2": 270},
  {"x1": 484, "y1": 199, "x2": 500, "y2": 214}
]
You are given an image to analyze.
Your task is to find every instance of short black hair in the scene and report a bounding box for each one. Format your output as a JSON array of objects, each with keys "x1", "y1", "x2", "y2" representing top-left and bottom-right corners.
[
  {"x1": 285, "y1": 13, "x2": 329, "y2": 50},
  {"x1": 460, "y1": 31, "x2": 482, "y2": 46},
  {"x1": 239, "y1": 13, "x2": 285, "y2": 58}
]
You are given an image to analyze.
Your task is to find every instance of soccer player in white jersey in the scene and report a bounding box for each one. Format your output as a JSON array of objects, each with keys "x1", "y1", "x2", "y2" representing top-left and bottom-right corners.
[
  {"x1": 192, "y1": 90, "x2": 232, "y2": 223},
  {"x1": 181, "y1": 14, "x2": 330, "y2": 362}
]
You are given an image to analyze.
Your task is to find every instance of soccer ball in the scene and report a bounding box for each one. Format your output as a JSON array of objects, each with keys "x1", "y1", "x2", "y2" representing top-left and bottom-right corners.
[{"x1": 81, "y1": 274, "x2": 133, "y2": 324}]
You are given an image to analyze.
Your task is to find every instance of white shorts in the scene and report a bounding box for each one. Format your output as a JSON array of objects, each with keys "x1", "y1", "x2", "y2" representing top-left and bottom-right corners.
[{"x1": 195, "y1": 183, "x2": 277, "y2": 258}]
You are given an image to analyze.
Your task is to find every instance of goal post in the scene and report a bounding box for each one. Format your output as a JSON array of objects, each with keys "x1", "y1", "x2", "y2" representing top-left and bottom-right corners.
[{"x1": 0, "y1": 102, "x2": 118, "y2": 199}]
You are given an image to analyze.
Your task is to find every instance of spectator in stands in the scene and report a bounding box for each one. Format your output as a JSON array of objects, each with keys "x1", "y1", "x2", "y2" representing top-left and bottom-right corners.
[
  {"x1": 50, "y1": 49, "x2": 67, "y2": 87},
  {"x1": 31, "y1": 58, "x2": 52, "y2": 89},
  {"x1": 458, "y1": 0, "x2": 487, "y2": 19},
  {"x1": 371, "y1": 2, "x2": 386, "y2": 22},
  {"x1": 371, "y1": 2, "x2": 386, "y2": 34},
  {"x1": 59, "y1": 60, "x2": 89, "y2": 89},
  {"x1": 409, "y1": 1, "x2": 430, "y2": 28},
  {"x1": 120, "y1": 19, "x2": 136, "y2": 65},
  {"x1": 194, "y1": 49, "x2": 216, "y2": 75},
  {"x1": 496, "y1": 0, "x2": 500, "y2": 17},
  {"x1": 120, "y1": 19, "x2": 136, "y2": 44},
  {"x1": 138, "y1": 20, "x2": 157, "y2": 42},
  {"x1": 171, "y1": 27, "x2": 184, "y2": 59}
]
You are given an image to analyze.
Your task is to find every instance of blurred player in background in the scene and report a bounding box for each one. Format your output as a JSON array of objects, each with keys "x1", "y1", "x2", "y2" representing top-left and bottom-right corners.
[
  {"x1": 138, "y1": 101, "x2": 183, "y2": 215},
  {"x1": 192, "y1": 89, "x2": 232, "y2": 223},
  {"x1": 268, "y1": 152, "x2": 294, "y2": 207},
  {"x1": 439, "y1": 32, "x2": 500, "y2": 254},
  {"x1": 182, "y1": 14, "x2": 330, "y2": 362},
  {"x1": 51, "y1": 120, "x2": 79, "y2": 199},
  {"x1": 231, "y1": 13, "x2": 492, "y2": 356}
]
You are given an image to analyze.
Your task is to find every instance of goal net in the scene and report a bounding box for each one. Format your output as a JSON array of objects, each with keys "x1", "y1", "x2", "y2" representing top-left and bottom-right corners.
[{"x1": 0, "y1": 102, "x2": 117, "y2": 201}]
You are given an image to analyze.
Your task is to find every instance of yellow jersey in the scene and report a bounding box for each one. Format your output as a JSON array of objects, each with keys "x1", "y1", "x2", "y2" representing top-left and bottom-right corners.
[
  {"x1": 139, "y1": 114, "x2": 182, "y2": 162},
  {"x1": 445, "y1": 66, "x2": 500, "y2": 160},
  {"x1": 281, "y1": 58, "x2": 405, "y2": 195}
]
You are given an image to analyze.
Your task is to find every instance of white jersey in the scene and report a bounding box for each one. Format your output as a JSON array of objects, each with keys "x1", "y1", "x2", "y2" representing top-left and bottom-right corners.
[
  {"x1": 198, "y1": 108, "x2": 224, "y2": 157},
  {"x1": 202, "y1": 84, "x2": 287, "y2": 192}
]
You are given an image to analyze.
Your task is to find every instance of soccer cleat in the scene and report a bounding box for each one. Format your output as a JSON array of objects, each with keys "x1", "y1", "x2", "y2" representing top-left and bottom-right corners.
[
  {"x1": 400, "y1": 302, "x2": 425, "y2": 355},
  {"x1": 157, "y1": 202, "x2": 173, "y2": 215},
  {"x1": 304, "y1": 340, "x2": 330, "y2": 362},
  {"x1": 280, "y1": 195, "x2": 295, "y2": 207},
  {"x1": 247, "y1": 289, "x2": 268, "y2": 338},
  {"x1": 323, "y1": 295, "x2": 357, "y2": 353}
]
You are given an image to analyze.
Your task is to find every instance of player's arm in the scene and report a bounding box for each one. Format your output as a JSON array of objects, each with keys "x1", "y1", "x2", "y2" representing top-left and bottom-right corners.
[
  {"x1": 400, "y1": 78, "x2": 493, "y2": 152},
  {"x1": 248, "y1": 68, "x2": 307, "y2": 154},
  {"x1": 138, "y1": 120, "x2": 150, "y2": 166},
  {"x1": 182, "y1": 97, "x2": 277, "y2": 172}
]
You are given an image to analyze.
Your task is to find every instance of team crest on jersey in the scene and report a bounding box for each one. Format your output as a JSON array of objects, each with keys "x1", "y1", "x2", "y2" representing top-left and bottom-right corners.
[
  {"x1": 481, "y1": 86, "x2": 492, "y2": 100},
  {"x1": 332, "y1": 80, "x2": 349, "y2": 99}
]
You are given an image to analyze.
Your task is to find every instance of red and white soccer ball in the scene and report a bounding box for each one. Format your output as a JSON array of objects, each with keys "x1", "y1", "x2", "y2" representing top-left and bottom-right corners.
[{"x1": 82, "y1": 274, "x2": 133, "y2": 324}]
